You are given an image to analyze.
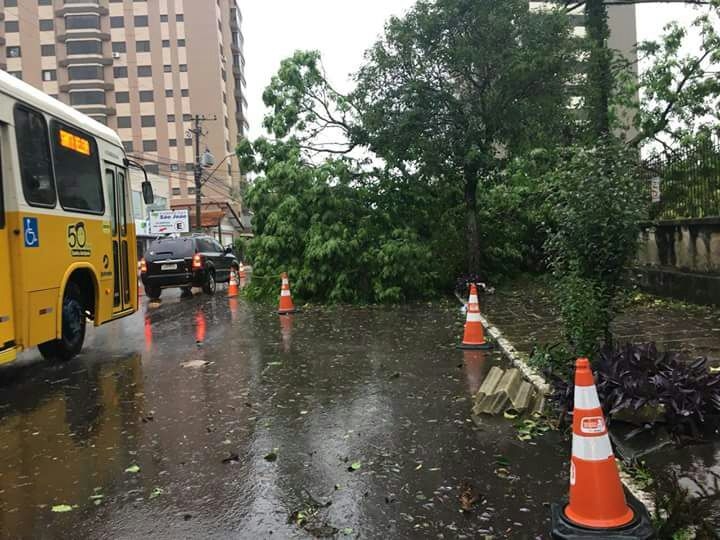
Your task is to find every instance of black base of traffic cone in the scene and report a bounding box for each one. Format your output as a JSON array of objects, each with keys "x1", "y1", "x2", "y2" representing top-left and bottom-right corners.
[
  {"x1": 457, "y1": 342, "x2": 494, "y2": 350},
  {"x1": 551, "y1": 490, "x2": 655, "y2": 539}
]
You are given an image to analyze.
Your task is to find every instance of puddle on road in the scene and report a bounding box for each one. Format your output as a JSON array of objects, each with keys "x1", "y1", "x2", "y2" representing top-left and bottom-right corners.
[{"x1": 0, "y1": 296, "x2": 569, "y2": 538}]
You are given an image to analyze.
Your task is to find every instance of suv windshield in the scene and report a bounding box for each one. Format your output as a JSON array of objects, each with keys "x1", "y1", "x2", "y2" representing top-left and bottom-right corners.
[{"x1": 146, "y1": 237, "x2": 195, "y2": 259}]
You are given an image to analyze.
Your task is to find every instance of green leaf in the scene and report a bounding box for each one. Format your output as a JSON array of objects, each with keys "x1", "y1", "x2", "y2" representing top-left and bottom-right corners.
[
  {"x1": 124, "y1": 464, "x2": 140, "y2": 474},
  {"x1": 149, "y1": 487, "x2": 164, "y2": 499},
  {"x1": 51, "y1": 505, "x2": 74, "y2": 513},
  {"x1": 350, "y1": 461, "x2": 361, "y2": 471}
]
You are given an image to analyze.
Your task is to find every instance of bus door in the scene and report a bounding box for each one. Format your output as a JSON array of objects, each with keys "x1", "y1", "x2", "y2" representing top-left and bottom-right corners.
[
  {"x1": 105, "y1": 166, "x2": 132, "y2": 314},
  {"x1": 0, "y1": 133, "x2": 16, "y2": 363}
]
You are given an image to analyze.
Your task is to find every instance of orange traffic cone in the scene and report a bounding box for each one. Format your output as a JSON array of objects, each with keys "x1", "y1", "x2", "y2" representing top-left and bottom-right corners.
[
  {"x1": 458, "y1": 284, "x2": 492, "y2": 350},
  {"x1": 551, "y1": 358, "x2": 654, "y2": 539},
  {"x1": 227, "y1": 269, "x2": 239, "y2": 298},
  {"x1": 278, "y1": 272, "x2": 297, "y2": 315}
]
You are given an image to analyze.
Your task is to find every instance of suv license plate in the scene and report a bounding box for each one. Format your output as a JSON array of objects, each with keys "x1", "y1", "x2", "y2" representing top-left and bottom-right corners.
[{"x1": 161, "y1": 264, "x2": 178, "y2": 271}]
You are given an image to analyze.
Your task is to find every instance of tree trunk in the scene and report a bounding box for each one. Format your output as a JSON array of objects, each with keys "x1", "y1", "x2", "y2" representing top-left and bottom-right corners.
[
  {"x1": 464, "y1": 170, "x2": 480, "y2": 274},
  {"x1": 585, "y1": 0, "x2": 612, "y2": 137}
]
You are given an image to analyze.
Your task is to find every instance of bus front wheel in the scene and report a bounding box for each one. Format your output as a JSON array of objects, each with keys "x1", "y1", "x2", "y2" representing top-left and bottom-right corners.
[{"x1": 38, "y1": 283, "x2": 86, "y2": 362}]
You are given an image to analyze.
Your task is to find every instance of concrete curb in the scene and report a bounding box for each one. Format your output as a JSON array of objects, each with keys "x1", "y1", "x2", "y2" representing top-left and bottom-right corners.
[{"x1": 456, "y1": 292, "x2": 656, "y2": 514}]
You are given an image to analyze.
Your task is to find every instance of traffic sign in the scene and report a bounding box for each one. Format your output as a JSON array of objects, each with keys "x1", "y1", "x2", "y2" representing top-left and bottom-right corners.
[{"x1": 149, "y1": 209, "x2": 189, "y2": 234}]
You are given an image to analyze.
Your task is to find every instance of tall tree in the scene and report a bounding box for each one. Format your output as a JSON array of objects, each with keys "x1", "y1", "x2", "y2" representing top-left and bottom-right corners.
[{"x1": 353, "y1": 0, "x2": 578, "y2": 274}]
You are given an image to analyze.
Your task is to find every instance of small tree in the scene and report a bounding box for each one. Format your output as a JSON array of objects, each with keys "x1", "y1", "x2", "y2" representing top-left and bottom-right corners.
[{"x1": 544, "y1": 139, "x2": 645, "y2": 354}]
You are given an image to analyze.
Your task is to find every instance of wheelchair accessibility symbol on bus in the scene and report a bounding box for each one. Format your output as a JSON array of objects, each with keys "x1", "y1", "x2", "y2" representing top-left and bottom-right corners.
[{"x1": 24, "y1": 217, "x2": 39, "y2": 248}]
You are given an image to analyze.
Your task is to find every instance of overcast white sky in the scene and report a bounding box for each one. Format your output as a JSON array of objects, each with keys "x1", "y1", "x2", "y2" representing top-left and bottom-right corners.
[{"x1": 239, "y1": 1, "x2": 709, "y2": 139}]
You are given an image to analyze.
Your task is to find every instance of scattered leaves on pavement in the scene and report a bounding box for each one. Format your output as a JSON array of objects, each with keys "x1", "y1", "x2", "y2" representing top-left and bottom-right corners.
[{"x1": 124, "y1": 464, "x2": 140, "y2": 474}]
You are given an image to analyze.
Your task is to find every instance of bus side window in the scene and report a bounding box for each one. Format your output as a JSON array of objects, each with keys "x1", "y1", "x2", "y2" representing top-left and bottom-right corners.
[{"x1": 13, "y1": 106, "x2": 56, "y2": 208}]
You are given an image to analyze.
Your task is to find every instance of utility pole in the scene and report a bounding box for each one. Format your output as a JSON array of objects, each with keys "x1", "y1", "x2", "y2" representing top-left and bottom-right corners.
[{"x1": 187, "y1": 114, "x2": 216, "y2": 232}]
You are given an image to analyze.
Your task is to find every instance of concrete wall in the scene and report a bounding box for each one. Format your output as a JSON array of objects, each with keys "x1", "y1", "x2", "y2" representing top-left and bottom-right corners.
[{"x1": 636, "y1": 219, "x2": 720, "y2": 305}]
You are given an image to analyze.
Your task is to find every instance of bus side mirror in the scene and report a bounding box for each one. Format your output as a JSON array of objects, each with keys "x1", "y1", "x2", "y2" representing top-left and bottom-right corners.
[{"x1": 142, "y1": 181, "x2": 154, "y2": 205}]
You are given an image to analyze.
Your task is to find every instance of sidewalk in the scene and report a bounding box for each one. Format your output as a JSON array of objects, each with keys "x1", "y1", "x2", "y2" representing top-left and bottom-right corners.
[{"x1": 481, "y1": 278, "x2": 720, "y2": 363}]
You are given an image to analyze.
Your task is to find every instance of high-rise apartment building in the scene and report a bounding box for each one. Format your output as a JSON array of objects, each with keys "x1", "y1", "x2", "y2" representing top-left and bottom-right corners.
[{"x1": 0, "y1": 0, "x2": 247, "y2": 210}]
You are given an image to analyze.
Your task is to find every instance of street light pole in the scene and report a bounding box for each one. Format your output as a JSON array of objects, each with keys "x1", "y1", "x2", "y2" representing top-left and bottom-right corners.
[{"x1": 187, "y1": 114, "x2": 216, "y2": 232}]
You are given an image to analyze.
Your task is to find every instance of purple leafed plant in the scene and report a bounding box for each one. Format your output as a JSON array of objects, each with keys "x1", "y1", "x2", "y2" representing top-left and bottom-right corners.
[{"x1": 547, "y1": 343, "x2": 720, "y2": 440}]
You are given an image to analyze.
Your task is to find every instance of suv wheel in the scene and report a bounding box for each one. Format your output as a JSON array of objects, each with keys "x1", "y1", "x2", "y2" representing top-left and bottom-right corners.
[{"x1": 203, "y1": 271, "x2": 216, "y2": 295}]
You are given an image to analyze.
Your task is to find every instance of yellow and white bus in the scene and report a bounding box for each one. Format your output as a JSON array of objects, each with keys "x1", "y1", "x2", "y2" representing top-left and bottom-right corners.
[{"x1": 0, "y1": 71, "x2": 153, "y2": 365}]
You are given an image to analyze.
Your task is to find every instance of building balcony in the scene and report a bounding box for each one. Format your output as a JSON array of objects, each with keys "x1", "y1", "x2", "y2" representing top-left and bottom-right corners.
[
  {"x1": 72, "y1": 104, "x2": 116, "y2": 116},
  {"x1": 60, "y1": 56, "x2": 112, "y2": 67},
  {"x1": 55, "y1": 4, "x2": 108, "y2": 17},
  {"x1": 56, "y1": 30, "x2": 110, "y2": 42},
  {"x1": 59, "y1": 80, "x2": 114, "y2": 92}
]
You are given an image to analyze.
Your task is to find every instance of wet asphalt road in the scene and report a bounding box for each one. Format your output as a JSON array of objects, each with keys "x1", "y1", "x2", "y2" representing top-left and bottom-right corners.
[{"x1": 0, "y1": 288, "x2": 569, "y2": 539}]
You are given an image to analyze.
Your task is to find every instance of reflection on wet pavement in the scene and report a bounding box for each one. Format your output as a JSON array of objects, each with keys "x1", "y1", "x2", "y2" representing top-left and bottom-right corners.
[{"x1": 0, "y1": 292, "x2": 568, "y2": 538}]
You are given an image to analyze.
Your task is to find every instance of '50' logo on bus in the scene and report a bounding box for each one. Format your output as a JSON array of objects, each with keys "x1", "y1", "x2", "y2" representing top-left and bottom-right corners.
[{"x1": 67, "y1": 222, "x2": 91, "y2": 258}]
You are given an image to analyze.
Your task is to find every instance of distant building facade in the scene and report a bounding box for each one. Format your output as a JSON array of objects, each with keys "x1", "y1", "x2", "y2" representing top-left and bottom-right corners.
[{"x1": 0, "y1": 0, "x2": 247, "y2": 211}]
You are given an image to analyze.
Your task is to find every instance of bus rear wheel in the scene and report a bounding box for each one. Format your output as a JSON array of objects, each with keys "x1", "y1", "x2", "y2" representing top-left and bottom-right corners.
[{"x1": 38, "y1": 283, "x2": 86, "y2": 362}]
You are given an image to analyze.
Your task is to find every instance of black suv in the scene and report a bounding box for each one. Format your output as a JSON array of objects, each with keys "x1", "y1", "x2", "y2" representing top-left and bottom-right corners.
[{"x1": 140, "y1": 235, "x2": 239, "y2": 299}]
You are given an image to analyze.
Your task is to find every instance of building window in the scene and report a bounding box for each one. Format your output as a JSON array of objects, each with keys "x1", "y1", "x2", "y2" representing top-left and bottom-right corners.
[
  {"x1": 42, "y1": 70, "x2": 57, "y2": 82},
  {"x1": 14, "y1": 106, "x2": 56, "y2": 207},
  {"x1": 139, "y1": 91, "x2": 154, "y2": 102},
  {"x1": 176, "y1": 14, "x2": 184, "y2": 22},
  {"x1": 188, "y1": 186, "x2": 195, "y2": 195},
  {"x1": 38, "y1": 0, "x2": 51, "y2": 4},
  {"x1": 177, "y1": 39, "x2": 186, "y2": 47},
  {"x1": 185, "y1": 163, "x2": 194, "y2": 172},
  {"x1": 70, "y1": 91, "x2": 106, "y2": 106},
  {"x1": 112, "y1": 42, "x2": 127, "y2": 53},
  {"x1": 143, "y1": 140, "x2": 157, "y2": 152},
  {"x1": 163, "y1": 64, "x2": 172, "y2": 73},
  {"x1": 117, "y1": 117, "x2": 132, "y2": 129},
  {"x1": 179, "y1": 64, "x2": 188, "y2": 72},
  {"x1": 51, "y1": 121, "x2": 104, "y2": 214},
  {"x1": 145, "y1": 164, "x2": 159, "y2": 175},
  {"x1": 169, "y1": 139, "x2": 177, "y2": 147},
  {"x1": 182, "y1": 114, "x2": 192, "y2": 122},
  {"x1": 8, "y1": 71, "x2": 22, "y2": 80},
  {"x1": 110, "y1": 16, "x2": 124, "y2": 28},
  {"x1": 140, "y1": 115, "x2": 155, "y2": 127},
  {"x1": 7, "y1": 46, "x2": 21, "y2": 58},
  {"x1": 123, "y1": 141, "x2": 133, "y2": 152},
  {"x1": 181, "y1": 89, "x2": 189, "y2": 97},
  {"x1": 167, "y1": 114, "x2": 175, "y2": 122},
  {"x1": 4, "y1": 0, "x2": 17, "y2": 6},
  {"x1": 68, "y1": 65, "x2": 103, "y2": 81},
  {"x1": 137, "y1": 66, "x2": 152, "y2": 77},
  {"x1": 162, "y1": 39, "x2": 170, "y2": 48},
  {"x1": 113, "y1": 66, "x2": 128, "y2": 78},
  {"x1": 172, "y1": 187, "x2": 181, "y2": 195},
  {"x1": 136, "y1": 41, "x2": 151, "y2": 53},
  {"x1": 65, "y1": 15, "x2": 100, "y2": 30},
  {"x1": 41, "y1": 44, "x2": 56, "y2": 57},
  {"x1": 184, "y1": 138, "x2": 192, "y2": 146},
  {"x1": 5, "y1": 21, "x2": 19, "y2": 33},
  {"x1": 39, "y1": 19, "x2": 54, "y2": 31},
  {"x1": 170, "y1": 164, "x2": 179, "y2": 172},
  {"x1": 116, "y1": 91, "x2": 130, "y2": 103},
  {"x1": 165, "y1": 89, "x2": 174, "y2": 97},
  {"x1": 67, "y1": 40, "x2": 102, "y2": 55},
  {"x1": 134, "y1": 16, "x2": 148, "y2": 27},
  {"x1": 160, "y1": 14, "x2": 169, "y2": 23}
]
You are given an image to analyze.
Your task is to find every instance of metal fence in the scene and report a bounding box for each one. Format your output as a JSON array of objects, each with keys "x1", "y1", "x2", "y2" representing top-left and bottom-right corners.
[{"x1": 647, "y1": 139, "x2": 720, "y2": 221}]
